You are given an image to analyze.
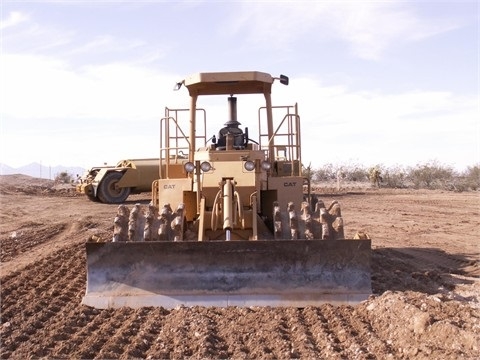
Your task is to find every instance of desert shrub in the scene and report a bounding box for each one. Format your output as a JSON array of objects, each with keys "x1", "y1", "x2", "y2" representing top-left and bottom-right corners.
[
  {"x1": 309, "y1": 161, "x2": 477, "y2": 191},
  {"x1": 464, "y1": 164, "x2": 480, "y2": 190},
  {"x1": 454, "y1": 164, "x2": 480, "y2": 191},
  {"x1": 366, "y1": 164, "x2": 409, "y2": 188},
  {"x1": 368, "y1": 166, "x2": 382, "y2": 187},
  {"x1": 55, "y1": 171, "x2": 74, "y2": 184},
  {"x1": 380, "y1": 165, "x2": 409, "y2": 188},
  {"x1": 341, "y1": 163, "x2": 369, "y2": 182},
  {"x1": 407, "y1": 161, "x2": 455, "y2": 190},
  {"x1": 312, "y1": 163, "x2": 337, "y2": 182},
  {"x1": 313, "y1": 163, "x2": 369, "y2": 182},
  {"x1": 302, "y1": 163, "x2": 314, "y2": 182}
]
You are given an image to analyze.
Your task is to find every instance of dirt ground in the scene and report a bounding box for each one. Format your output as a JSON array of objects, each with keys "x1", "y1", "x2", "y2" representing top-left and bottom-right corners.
[{"x1": 0, "y1": 174, "x2": 478, "y2": 359}]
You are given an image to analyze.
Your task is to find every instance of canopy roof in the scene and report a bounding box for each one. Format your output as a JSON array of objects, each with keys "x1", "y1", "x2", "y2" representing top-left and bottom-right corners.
[{"x1": 182, "y1": 71, "x2": 274, "y2": 96}]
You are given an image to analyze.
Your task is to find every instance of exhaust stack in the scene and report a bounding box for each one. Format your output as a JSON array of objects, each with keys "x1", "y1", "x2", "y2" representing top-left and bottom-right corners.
[{"x1": 225, "y1": 97, "x2": 240, "y2": 127}]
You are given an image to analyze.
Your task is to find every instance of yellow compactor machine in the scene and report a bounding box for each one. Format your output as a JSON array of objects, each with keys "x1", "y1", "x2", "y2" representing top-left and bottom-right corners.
[
  {"x1": 82, "y1": 71, "x2": 371, "y2": 309},
  {"x1": 76, "y1": 158, "x2": 160, "y2": 203}
]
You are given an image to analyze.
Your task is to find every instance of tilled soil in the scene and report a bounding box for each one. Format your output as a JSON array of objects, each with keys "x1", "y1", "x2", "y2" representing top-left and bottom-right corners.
[{"x1": 0, "y1": 174, "x2": 479, "y2": 359}]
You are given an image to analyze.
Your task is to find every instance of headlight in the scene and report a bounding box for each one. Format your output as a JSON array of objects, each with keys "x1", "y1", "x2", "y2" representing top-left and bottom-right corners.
[
  {"x1": 184, "y1": 162, "x2": 195, "y2": 173},
  {"x1": 200, "y1": 161, "x2": 212, "y2": 172},
  {"x1": 244, "y1": 160, "x2": 255, "y2": 171},
  {"x1": 261, "y1": 161, "x2": 271, "y2": 170}
]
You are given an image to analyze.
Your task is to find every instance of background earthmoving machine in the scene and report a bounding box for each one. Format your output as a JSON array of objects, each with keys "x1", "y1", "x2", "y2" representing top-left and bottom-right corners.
[
  {"x1": 76, "y1": 158, "x2": 159, "y2": 203},
  {"x1": 83, "y1": 71, "x2": 371, "y2": 309}
]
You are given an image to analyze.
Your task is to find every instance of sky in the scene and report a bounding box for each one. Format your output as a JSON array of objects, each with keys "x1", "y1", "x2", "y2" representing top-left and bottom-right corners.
[{"x1": 1, "y1": 0, "x2": 479, "y2": 171}]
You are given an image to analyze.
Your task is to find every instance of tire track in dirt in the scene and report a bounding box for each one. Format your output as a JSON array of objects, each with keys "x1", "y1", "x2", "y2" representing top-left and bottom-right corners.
[
  {"x1": 246, "y1": 309, "x2": 292, "y2": 359},
  {"x1": 240, "y1": 309, "x2": 284, "y2": 359},
  {"x1": 71, "y1": 308, "x2": 135, "y2": 359},
  {"x1": 185, "y1": 308, "x2": 229, "y2": 358},
  {"x1": 1, "y1": 242, "x2": 84, "y2": 320},
  {"x1": 205, "y1": 307, "x2": 257, "y2": 358},
  {"x1": 0, "y1": 222, "x2": 67, "y2": 263},
  {"x1": 55, "y1": 308, "x2": 114, "y2": 358},
  {"x1": 122, "y1": 307, "x2": 170, "y2": 359},
  {"x1": 137, "y1": 308, "x2": 171, "y2": 358},
  {"x1": 0, "y1": 242, "x2": 86, "y2": 358},
  {"x1": 0, "y1": 218, "x2": 105, "y2": 277},
  {"x1": 92, "y1": 308, "x2": 147, "y2": 359},
  {"x1": 141, "y1": 307, "x2": 193, "y2": 358},
  {"x1": 153, "y1": 307, "x2": 226, "y2": 359},
  {"x1": 271, "y1": 309, "x2": 303, "y2": 358},
  {"x1": 341, "y1": 305, "x2": 393, "y2": 357},
  {"x1": 335, "y1": 305, "x2": 392, "y2": 359},
  {"x1": 301, "y1": 306, "x2": 344, "y2": 359},
  {"x1": 279, "y1": 307, "x2": 321, "y2": 358},
  {"x1": 320, "y1": 304, "x2": 369, "y2": 359}
]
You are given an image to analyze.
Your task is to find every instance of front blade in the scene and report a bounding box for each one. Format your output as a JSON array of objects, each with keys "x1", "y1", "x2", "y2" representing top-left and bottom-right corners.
[{"x1": 83, "y1": 240, "x2": 371, "y2": 309}]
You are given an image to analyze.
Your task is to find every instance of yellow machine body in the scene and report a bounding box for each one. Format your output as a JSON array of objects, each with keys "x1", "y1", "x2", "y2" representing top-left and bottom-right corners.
[
  {"x1": 83, "y1": 71, "x2": 371, "y2": 309},
  {"x1": 76, "y1": 158, "x2": 160, "y2": 203}
]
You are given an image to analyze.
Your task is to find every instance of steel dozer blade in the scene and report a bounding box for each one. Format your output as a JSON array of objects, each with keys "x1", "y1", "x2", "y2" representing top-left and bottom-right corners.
[{"x1": 82, "y1": 239, "x2": 371, "y2": 309}]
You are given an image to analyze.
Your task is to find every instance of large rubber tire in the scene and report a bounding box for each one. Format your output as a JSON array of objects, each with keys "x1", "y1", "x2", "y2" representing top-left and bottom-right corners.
[
  {"x1": 97, "y1": 172, "x2": 131, "y2": 204},
  {"x1": 86, "y1": 193, "x2": 100, "y2": 202}
]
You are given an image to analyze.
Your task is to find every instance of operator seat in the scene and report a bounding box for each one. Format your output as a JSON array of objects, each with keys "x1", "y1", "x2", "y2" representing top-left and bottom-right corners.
[{"x1": 214, "y1": 119, "x2": 248, "y2": 150}]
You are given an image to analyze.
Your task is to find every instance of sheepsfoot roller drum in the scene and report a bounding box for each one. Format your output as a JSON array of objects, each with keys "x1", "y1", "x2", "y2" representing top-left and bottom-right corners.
[{"x1": 83, "y1": 239, "x2": 371, "y2": 309}]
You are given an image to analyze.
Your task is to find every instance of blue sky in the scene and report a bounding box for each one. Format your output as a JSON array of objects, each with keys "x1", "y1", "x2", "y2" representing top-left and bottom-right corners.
[{"x1": 1, "y1": 0, "x2": 478, "y2": 171}]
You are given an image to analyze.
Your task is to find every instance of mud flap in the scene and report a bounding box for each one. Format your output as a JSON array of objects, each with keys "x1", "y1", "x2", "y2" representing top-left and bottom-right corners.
[{"x1": 82, "y1": 239, "x2": 371, "y2": 309}]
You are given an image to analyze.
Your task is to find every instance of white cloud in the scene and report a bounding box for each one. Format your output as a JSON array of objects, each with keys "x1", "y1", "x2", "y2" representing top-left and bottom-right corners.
[
  {"x1": 1, "y1": 53, "x2": 476, "y2": 169},
  {"x1": 0, "y1": 52, "x2": 184, "y2": 168},
  {"x1": 227, "y1": 2, "x2": 329, "y2": 50},
  {"x1": 0, "y1": 2, "x2": 476, "y2": 170},
  {"x1": 230, "y1": 1, "x2": 462, "y2": 60},
  {"x1": 0, "y1": 11, "x2": 29, "y2": 30},
  {"x1": 67, "y1": 35, "x2": 146, "y2": 56},
  {"x1": 330, "y1": 3, "x2": 461, "y2": 60},
  {"x1": 2, "y1": 12, "x2": 75, "y2": 54},
  {"x1": 283, "y1": 78, "x2": 478, "y2": 169},
  {"x1": 0, "y1": 54, "x2": 181, "y2": 120}
]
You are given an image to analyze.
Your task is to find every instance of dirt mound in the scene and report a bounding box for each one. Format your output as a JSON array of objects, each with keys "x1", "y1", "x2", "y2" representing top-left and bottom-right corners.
[
  {"x1": 0, "y1": 176, "x2": 479, "y2": 359},
  {"x1": 0, "y1": 174, "x2": 77, "y2": 197}
]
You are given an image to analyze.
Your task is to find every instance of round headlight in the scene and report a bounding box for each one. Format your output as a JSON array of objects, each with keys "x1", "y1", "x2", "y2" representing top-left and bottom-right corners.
[
  {"x1": 244, "y1": 160, "x2": 255, "y2": 171},
  {"x1": 200, "y1": 161, "x2": 212, "y2": 172},
  {"x1": 261, "y1": 160, "x2": 271, "y2": 170},
  {"x1": 184, "y1": 162, "x2": 195, "y2": 173}
]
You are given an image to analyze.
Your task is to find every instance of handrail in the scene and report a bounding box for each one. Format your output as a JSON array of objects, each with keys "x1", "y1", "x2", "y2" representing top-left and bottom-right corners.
[
  {"x1": 160, "y1": 108, "x2": 207, "y2": 178},
  {"x1": 258, "y1": 104, "x2": 301, "y2": 176}
]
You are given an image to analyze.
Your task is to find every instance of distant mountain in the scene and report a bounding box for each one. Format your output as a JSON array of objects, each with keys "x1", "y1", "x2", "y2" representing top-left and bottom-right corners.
[{"x1": 0, "y1": 162, "x2": 86, "y2": 180}]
